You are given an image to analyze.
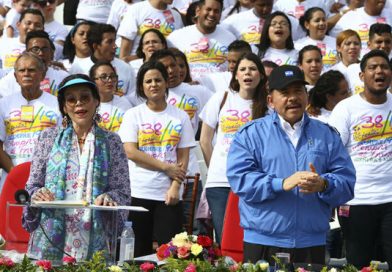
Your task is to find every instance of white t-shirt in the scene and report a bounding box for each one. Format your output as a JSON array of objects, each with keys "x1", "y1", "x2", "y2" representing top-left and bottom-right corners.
[
  {"x1": 76, "y1": 0, "x2": 114, "y2": 23},
  {"x1": 329, "y1": 7, "x2": 392, "y2": 53},
  {"x1": 168, "y1": 82, "x2": 212, "y2": 176},
  {"x1": 107, "y1": 0, "x2": 133, "y2": 47},
  {"x1": 0, "y1": 91, "x2": 61, "y2": 191},
  {"x1": 328, "y1": 93, "x2": 392, "y2": 205},
  {"x1": 221, "y1": 8, "x2": 263, "y2": 50},
  {"x1": 69, "y1": 57, "x2": 135, "y2": 98},
  {"x1": 117, "y1": 0, "x2": 183, "y2": 55},
  {"x1": 98, "y1": 95, "x2": 132, "y2": 133},
  {"x1": 5, "y1": 8, "x2": 20, "y2": 37},
  {"x1": 294, "y1": 35, "x2": 338, "y2": 70},
  {"x1": 197, "y1": 71, "x2": 232, "y2": 93},
  {"x1": 0, "y1": 37, "x2": 25, "y2": 73},
  {"x1": 107, "y1": 0, "x2": 132, "y2": 29},
  {"x1": 118, "y1": 103, "x2": 195, "y2": 200},
  {"x1": 167, "y1": 25, "x2": 236, "y2": 79},
  {"x1": 45, "y1": 20, "x2": 68, "y2": 44},
  {"x1": 0, "y1": 66, "x2": 69, "y2": 98},
  {"x1": 200, "y1": 90, "x2": 253, "y2": 188},
  {"x1": 328, "y1": 61, "x2": 349, "y2": 79},
  {"x1": 274, "y1": 0, "x2": 330, "y2": 19},
  {"x1": 261, "y1": 47, "x2": 298, "y2": 66},
  {"x1": 129, "y1": 58, "x2": 143, "y2": 82},
  {"x1": 169, "y1": 0, "x2": 192, "y2": 14},
  {"x1": 346, "y1": 63, "x2": 363, "y2": 94},
  {"x1": 309, "y1": 107, "x2": 331, "y2": 123}
]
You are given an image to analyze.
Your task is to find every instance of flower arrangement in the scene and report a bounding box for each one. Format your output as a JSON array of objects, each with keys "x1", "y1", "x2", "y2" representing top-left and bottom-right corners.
[
  {"x1": 156, "y1": 232, "x2": 221, "y2": 263},
  {"x1": 0, "y1": 238, "x2": 387, "y2": 272}
]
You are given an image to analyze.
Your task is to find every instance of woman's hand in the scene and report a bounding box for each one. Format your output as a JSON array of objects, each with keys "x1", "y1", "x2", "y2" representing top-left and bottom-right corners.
[
  {"x1": 164, "y1": 163, "x2": 186, "y2": 181},
  {"x1": 31, "y1": 187, "x2": 55, "y2": 202},
  {"x1": 94, "y1": 193, "x2": 118, "y2": 206},
  {"x1": 165, "y1": 181, "x2": 181, "y2": 206}
]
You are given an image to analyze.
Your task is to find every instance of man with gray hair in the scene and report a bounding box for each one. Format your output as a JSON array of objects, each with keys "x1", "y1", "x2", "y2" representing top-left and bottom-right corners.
[{"x1": 0, "y1": 52, "x2": 61, "y2": 193}]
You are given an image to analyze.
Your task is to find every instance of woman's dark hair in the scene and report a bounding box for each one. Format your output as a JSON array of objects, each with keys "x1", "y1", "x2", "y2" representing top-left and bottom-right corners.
[
  {"x1": 297, "y1": 45, "x2": 322, "y2": 64},
  {"x1": 307, "y1": 70, "x2": 346, "y2": 116},
  {"x1": 89, "y1": 60, "x2": 116, "y2": 79},
  {"x1": 89, "y1": 61, "x2": 118, "y2": 91},
  {"x1": 185, "y1": 1, "x2": 200, "y2": 26},
  {"x1": 258, "y1": 11, "x2": 294, "y2": 59},
  {"x1": 135, "y1": 29, "x2": 168, "y2": 60},
  {"x1": 229, "y1": 53, "x2": 268, "y2": 119},
  {"x1": 136, "y1": 61, "x2": 169, "y2": 99},
  {"x1": 58, "y1": 74, "x2": 100, "y2": 117},
  {"x1": 227, "y1": 0, "x2": 241, "y2": 17},
  {"x1": 168, "y1": 47, "x2": 192, "y2": 83},
  {"x1": 63, "y1": 21, "x2": 96, "y2": 63},
  {"x1": 298, "y1": 7, "x2": 326, "y2": 35}
]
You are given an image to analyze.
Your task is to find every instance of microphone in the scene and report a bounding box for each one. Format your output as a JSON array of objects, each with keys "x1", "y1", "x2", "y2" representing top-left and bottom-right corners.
[{"x1": 14, "y1": 189, "x2": 30, "y2": 204}]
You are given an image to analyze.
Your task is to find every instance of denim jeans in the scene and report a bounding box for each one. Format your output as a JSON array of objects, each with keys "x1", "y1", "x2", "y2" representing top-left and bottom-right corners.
[{"x1": 205, "y1": 187, "x2": 230, "y2": 245}]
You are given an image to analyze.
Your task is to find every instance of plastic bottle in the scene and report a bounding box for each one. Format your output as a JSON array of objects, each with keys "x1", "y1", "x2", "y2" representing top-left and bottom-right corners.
[{"x1": 118, "y1": 221, "x2": 135, "y2": 265}]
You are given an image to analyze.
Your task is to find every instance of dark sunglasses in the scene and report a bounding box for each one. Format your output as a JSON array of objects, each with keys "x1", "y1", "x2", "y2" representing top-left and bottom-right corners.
[{"x1": 36, "y1": 0, "x2": 56, "y2": 7}]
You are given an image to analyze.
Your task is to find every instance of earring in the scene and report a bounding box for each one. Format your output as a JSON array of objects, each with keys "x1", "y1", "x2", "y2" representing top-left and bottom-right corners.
[
  {"x1": 94, "y1": 112, "x2": 102, "y2": 123},
  {"x1": 62, "y1": 115, "x2": 70, "y2": 128}
]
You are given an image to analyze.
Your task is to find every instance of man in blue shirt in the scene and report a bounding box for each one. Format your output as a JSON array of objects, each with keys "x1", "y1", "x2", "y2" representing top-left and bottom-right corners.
[{"x1": 226, "y1": 65, "x2": 356, "y2": 265}]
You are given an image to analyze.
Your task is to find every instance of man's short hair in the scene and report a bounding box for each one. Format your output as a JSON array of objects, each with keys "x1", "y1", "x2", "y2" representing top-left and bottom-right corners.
[
  {"x1": 149, "y1": 49, "x2": 177, "y2": 63},
  {"x1": 26, "y1": 30, "x2": 55, "y2": 51},
  {"x1": 87, "y1": 23, "x2": 116, "y2": 52},
  {"x1": 15, "y1": 51, "x2": 46, "y2": 72},
  {"x1": 360, "y1": 49, "x2": 390, "y2": 72},
  {"x1": 19, "y1": 8, "x2": 45, "y2": 24},
  {"x1": 369, "y1": 23, "x2": 392, "y2": 40},
  {"x1": 198, "y1": 0, "x2": 223, "y2": 10},
  {"x1": 228, "y1": 40, "x2": 252, "y2": 53}
]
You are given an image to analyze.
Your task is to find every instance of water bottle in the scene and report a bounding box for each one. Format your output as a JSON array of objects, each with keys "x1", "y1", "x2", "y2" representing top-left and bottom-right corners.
[{"x1": 118, "y1": 221, "x2": 135, "y2": 265}]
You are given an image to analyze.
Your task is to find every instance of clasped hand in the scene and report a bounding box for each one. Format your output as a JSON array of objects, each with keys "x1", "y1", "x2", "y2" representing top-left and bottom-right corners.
[
  {"x1": 165, "y1": 181, "x2": 181, "y2": 206},
  {"x1": 283, "y1": 164, "x2": 326, "y2": 193},
  {"x1": 164, "y1": 162, "x2": 186, "y2": 181}
]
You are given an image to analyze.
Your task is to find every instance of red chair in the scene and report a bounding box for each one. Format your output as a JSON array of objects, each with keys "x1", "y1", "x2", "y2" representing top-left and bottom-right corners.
[
  {"x1": 0, "y1": 162, "x2": 31, "y2": 252},
  {"x1": 221, "y1": 191, "x2": 243, "y2": 262}
]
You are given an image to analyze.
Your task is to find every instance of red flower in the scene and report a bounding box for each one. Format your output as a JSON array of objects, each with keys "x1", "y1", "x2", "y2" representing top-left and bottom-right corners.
[
  {"x1": 185, "y1": 263, "x2": 197, "y2": 272},
  {"x1": 197, "y1": 235, "x2": 212, "y2": 247},
  {"x1": 36, "y1": 260, "x2": 52, "y2": 270},
  {"x1": 361, "y1": 267, "x2": 373, "y2": 272},
  {"x1": 62, "y1": 256, "x2": 76, "y2": 264},
  {"x1": 140, "y1": 262, "x2": 155, "y2": 271},
  {"x1": 177, "y1": 246, "x2": 190, "y2": 259},
  {"x1": 0, "y1": 257, "x2": 14, "y2": 267},
  {"x1": 156, "y1": 244, "x2": 169, "y2": 260}
]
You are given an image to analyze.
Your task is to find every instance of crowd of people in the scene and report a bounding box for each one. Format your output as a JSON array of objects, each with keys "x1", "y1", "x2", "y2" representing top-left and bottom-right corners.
[{"x1": 0, "y1": 0, "x2": 391, "y2": 268}]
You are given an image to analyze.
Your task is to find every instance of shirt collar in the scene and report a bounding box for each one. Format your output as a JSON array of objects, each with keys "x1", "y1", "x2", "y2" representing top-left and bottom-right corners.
[{"x1": 278, "y1": 114, "x2": 304, "y2": 131}]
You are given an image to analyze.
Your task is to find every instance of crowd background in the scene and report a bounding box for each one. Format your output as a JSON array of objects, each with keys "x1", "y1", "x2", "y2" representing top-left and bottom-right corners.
[{"x1": 0, "y1": 0, "x2": 390, "y2": 268}]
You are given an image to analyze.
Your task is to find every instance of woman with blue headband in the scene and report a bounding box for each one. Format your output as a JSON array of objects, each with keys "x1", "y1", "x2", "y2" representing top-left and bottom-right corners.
[{"x1": 22, "y1": 74, "x2": 131, "y2": 263}]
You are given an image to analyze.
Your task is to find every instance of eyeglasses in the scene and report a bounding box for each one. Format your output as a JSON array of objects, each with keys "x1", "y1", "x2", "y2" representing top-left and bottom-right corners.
[
  {"x1": 35, "y1": 0, "x2": 56, "y2": 7},
  {"x1": 65, "y1": 94, "x2": 92, "y2": 106},
  {"x1": 270, "y1": 21, "x2": 289, "y2": 28},
  {"x1": 94, "y1": 74, "x2": 118, "y2": 82},
  {"x1": 28, "y1": 46, "x2": 51, "y2": 54}
]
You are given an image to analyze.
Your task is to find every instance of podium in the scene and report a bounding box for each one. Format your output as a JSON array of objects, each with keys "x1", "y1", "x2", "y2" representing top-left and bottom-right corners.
[{"x1": 6, "y1": 201, "x2": 147, "y2": 265}]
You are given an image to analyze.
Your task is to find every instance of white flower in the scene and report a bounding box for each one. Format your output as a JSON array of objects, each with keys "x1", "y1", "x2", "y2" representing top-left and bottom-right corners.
[
  {"x1": 172, "y1": 232, "x2": 189, "y2": 247},
  {"x1": 329, "y1": 268, "x2": 338, "y2": 272},
  {"x1": 259, "y1": 262, "x2": 269, "y2": 271},
  {"x1": 109, "y1": 265, "x2": 122, "y2": 272}
]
